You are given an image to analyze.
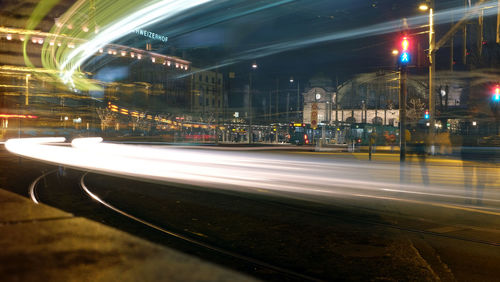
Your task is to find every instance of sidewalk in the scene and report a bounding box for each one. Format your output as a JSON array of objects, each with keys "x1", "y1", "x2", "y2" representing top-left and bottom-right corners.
[{"x1": 0, "y1": 188, "x2": 254, "y2": 282}]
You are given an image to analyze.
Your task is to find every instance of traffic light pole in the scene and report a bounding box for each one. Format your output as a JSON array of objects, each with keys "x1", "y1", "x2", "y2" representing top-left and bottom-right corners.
[
  {"x1": 399, "y1": 68, "x2": 407, "y2": 162},
  {"x1": 429, "y1": 1, "x2": 436, "y2": 153}
]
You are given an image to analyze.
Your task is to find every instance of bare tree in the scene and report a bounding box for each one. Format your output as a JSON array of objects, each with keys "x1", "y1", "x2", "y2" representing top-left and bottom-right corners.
[
  {"x1": 406, "y1": 98, "x2": 425, "y2": 123},
  {"x1": 96, "y1": 108, "x2": 117, "y2": 131}
]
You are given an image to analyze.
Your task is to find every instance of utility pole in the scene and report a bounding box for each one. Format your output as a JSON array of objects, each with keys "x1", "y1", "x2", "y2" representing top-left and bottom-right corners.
[
  {"x1": 335, "y1": 75, "x2": 339, "y2": 122},
  {"x1": 286, "y1": 92, "x2": 289, "y2": 122},
  {"x1": 275, "y1": 78, "x2": 279, "y2": 123},
  {"x1": 397, "y1": 27, "x2": 410, "y2": 162},
  {"x1": 400, "y1": 69, "x2": 407, "y2": 162},
  {"x1": 25, "y1": 74, "x2": 30, "y2": 106},
  {"x1": 249, "y1": 61, "x2": 258, "y2": 144},
  {"x1": 451, "y1": 13, "x2": 454, "y2": 71},
  {"x1": 497, "y1": 0, "x2": 500, "y2": 44},
  {"x1": 248, "y1": 73, "x2": 253, "y2": 144},
  {"x1": 269, "y1": 90, "x2": 272, "y2": 123},
  {"x1": 478, "y1": 8, "x2": 484, "y2": 58},
  {"x1": 463, "y1": 0, "x2": 468, "y2": 65},
  {"x1": 429, "y1": 0, "x2": 436, "y2": 151},
  {"x1": 297, "y1": 81, "x2": 300, "y2": 121},
  {"x1": 215, "y1": 68, "x2": 219, "y2": 145}
]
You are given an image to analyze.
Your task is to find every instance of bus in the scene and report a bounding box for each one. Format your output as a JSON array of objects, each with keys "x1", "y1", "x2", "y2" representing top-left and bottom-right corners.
[{"x1": 288, "y1": 123, "x2": 310, "y2": 145}]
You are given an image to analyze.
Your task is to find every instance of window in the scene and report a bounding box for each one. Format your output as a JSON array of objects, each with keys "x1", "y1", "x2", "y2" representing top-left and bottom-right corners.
[{"x1": 372, "y1": 116, "x2": 383, "y2": 125}]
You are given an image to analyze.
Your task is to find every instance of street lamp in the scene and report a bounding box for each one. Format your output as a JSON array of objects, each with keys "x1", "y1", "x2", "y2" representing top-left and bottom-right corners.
[
  {"x1": 420, "y1": 0, "x2": 436, "y2": 152},
  {"x1": 248, "y1": 61, "x2": 258, "y2": 144},
  {"x1": 289, "y1": 76, "x2": 301, "y2": 122},
  {"x1": 418, "y1": 3, "x2": 429, "y2": 11}
]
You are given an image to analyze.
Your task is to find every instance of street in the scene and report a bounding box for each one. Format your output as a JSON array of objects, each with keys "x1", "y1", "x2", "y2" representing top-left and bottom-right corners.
[{"x1": 1, "y1": 141, "x2": 499, "y2": 280}]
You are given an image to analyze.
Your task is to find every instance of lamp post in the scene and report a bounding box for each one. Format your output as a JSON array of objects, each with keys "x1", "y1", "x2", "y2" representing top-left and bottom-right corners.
[
  {"x1": 290, "y1": 77, "x2": 293, "y2": 123},
  {"x1": 248, "y1": 61, "x2": 258, "y2": 144},
  {"x1": 420, "y1": 1, "x2": 436, "y2": 151},
  {"x1": 290, "y1": 76, "x2": 300, "y2": 121},
  {"x1": 25, "y1": 74, "x2": 30, "y2": 106}
]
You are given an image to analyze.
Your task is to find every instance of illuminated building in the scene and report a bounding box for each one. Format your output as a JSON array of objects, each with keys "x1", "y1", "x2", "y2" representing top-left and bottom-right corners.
[
  {"x1": 302, "y1": 73, "x2": 400, "y2": 127},
  {"x1": 189, "y1": 67, "x2": 224, "y2": 120}
]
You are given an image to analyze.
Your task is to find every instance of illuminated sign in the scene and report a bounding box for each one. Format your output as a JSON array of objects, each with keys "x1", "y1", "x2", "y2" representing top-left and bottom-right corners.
[{"x1": 134, "y1": 29, "x2": 168, "y2": 42}]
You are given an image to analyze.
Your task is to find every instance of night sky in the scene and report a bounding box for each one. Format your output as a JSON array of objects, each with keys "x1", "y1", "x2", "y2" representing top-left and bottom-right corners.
[{"x1": 111, "y1": 0, "x2": 497, "y2": 101}]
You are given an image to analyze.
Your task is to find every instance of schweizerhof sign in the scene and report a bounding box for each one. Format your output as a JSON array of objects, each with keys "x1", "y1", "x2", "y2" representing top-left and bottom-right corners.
[{"x1": 134, "y1": 29, "x2": 168, "y2": 42}]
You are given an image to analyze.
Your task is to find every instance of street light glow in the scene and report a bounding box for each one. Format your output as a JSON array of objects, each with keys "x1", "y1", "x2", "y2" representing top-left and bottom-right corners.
[{"x1": 419, "y1": 4, "x2": 429, "y2": 11}]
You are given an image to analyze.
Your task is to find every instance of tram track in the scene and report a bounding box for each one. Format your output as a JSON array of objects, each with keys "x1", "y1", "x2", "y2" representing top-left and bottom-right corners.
[
  {"x1": 28, "y1": 168, "x2": 323, "y2": 281},
  {"x1": 80, "y1": 171, "x2": 500, "y2": 249},
  {"x1": 27, "y1": 167, "x2": 500, "y2": 281},
  {"x1": 32, "y1": 168, "x2": 500, "y2": 249},
  {"x1": 79, "y1": 171, "x2": 323, "y2": 281},
  {"x1": 28, "y1": 169, "x2": 58, "y2": 204}
]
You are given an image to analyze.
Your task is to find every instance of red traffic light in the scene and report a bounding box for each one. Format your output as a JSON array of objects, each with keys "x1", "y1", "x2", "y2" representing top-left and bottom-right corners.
[
  {"x1": 493, "y1": 85, "x2": 500, "y2": 102},
  {"x1": 401, "y1": 37, "x2": 409, "y2": 51},
  {"x1": 399, "y1": 36, "x2": 411, "y2": 64}
]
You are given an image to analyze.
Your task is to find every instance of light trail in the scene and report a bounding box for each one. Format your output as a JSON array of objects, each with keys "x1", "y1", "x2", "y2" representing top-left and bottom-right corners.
[
  {"x1": 178, "y1": 1, "x2": 500, "y2": 77},
  {"x1": 165, "y1": 0, "x2": 294, "y2": 38},
  {"x1": 58, "y1": 0, "x2": 214, "y2": 88},
  {"x1": 5, "y1": 138, "x2": 500, "y2": 220}
]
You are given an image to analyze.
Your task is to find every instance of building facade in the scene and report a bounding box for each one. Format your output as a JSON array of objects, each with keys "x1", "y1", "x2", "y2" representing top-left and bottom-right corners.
[
  {"x1": 302, "y1": 73, "x2": 400, "y2": 127},
  {"x1": 190, "y1": 67, "x2": 224, "y2": 120}
]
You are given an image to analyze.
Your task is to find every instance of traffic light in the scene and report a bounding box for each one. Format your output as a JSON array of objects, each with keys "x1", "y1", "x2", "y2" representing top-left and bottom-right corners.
[
  {"x1": 424, "y1": 110, "x2": 430, "y2": 119},
  {"x1": 399, "y1": 36, "x2": 411, "y2": 65},
  {"x1": 493, "y1": 85, "x2": 500, "y2": 102}
]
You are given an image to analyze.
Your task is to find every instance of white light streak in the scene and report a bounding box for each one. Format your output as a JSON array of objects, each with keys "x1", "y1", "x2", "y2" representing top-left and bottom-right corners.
[
  {"x1": 5, "y1": 137, "x2": 500, "y2": 219},
  {"x1": 177, "y1": 1, "x2": 500, "y2": 78},
  {"x1": 59, "y1": 0, "x2": 214, "y2": 86}
]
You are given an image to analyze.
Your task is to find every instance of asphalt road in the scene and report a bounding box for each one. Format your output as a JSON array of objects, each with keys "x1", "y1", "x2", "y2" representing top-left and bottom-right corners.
[{"x1": 1, "y1": 143, "x2": 499, "y2": 281}]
